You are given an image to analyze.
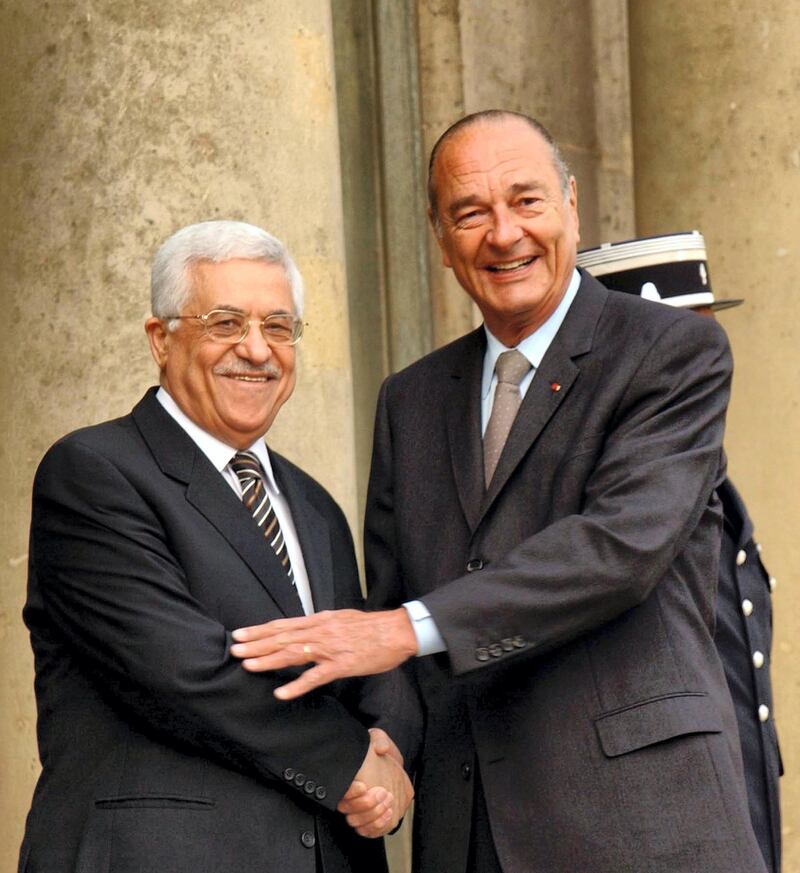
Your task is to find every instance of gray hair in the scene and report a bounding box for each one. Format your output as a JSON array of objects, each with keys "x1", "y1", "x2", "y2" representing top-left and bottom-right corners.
[
  {"x1": 427, "y1": 110, "x2": 571, "y2": 236},
  {"x1": 150, "y1": 220, "x2": 304, "y2": 321}
]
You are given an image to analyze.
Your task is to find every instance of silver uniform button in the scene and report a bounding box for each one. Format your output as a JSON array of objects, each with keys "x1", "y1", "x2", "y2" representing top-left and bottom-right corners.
[
  {"x1": 756, "y1": 542, "x2": 763, "y2": 553},
  {"x1": 758, "y1": 704, "x2": 770, "y2": 723},
  {"x1": 770, "y1": 576, "x2": 778, "y2": 592},
  {"x1": 736, "y1": 549, "x2": 747, "y2": 567},
  {"x1": 752, "y1": 651, "x2": 765, "y2": 669},
  {"x1": 741, "y1": 599, "x2": 754, "y2": 617}
]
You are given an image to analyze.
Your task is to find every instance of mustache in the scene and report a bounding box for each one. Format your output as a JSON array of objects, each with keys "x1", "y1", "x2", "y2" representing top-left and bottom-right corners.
[{"x1": 214, "y1": 362, "x2": 283, "y2": 378}]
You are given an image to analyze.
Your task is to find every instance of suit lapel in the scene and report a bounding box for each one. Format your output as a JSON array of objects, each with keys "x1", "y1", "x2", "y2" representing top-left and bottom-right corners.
[
  {"x1": 481, "y1": 342, "x2": 579, "y2": 513},
  {"x1": 272, "y1": 455, "x2": 336, "y2": 613},
  {"x1": 445, "y1": 329, "x2": 486, "y2": 535},
  {"x1": 133, "y1": 390, "x2": 305, "y2": 618},
  {"x1": 184, "y1": 462, "x2": 306, "y2": 618},
  {"x1": 478, "y1": 273, "x2": 609, "y2": 522}
]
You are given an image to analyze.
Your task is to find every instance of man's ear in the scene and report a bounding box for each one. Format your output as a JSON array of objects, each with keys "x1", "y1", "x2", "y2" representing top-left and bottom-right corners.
[
  {"x1": 569, "y1": 176, "x2": 580, "y2": 245},
  {"x1": 144, "y1": 317, "x2": 169, "y2": 369},
  {"x1": 428, "y1": 208, "x2": 452, "y2": 268}
]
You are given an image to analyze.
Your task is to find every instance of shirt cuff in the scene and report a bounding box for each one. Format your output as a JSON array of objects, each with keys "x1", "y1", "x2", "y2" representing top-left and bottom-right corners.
[{"x1": 402, "y1": 600, "x2": 447, "y2": 656}]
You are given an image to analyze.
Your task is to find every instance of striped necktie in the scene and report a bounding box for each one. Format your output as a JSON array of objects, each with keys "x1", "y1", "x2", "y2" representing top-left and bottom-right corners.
[{"x1": 230, "y1": 451, "x2": 295, "y2": 586}]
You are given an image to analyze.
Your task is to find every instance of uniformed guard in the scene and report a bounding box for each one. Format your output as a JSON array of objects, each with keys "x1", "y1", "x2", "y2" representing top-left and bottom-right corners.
[{"x1": 577, "y1": 231, "x2": 783, "y2": 873}]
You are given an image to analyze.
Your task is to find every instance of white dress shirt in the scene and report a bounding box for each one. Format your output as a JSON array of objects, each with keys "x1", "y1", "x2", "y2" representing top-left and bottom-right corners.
[
  {"x1": 156, "y1": 387, "x2": 315, "y2": 615},
  {"x1": 404, "y1": 269, "x2": 582, "y2": 655}
]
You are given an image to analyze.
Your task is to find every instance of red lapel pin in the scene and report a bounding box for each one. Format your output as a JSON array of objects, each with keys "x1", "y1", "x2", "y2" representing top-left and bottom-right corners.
[{"x1": 550, "y1": 382, "x2": 561, "y2": 392}]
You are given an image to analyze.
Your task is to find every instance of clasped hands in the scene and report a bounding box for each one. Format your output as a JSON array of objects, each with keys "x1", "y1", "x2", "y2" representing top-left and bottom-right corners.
[
  {"x1": 341, "y1": 727, "x2": 414, "y2": 838},
  {"x1": 230, "y1": 608, "x2": 419, "y2": 837}
]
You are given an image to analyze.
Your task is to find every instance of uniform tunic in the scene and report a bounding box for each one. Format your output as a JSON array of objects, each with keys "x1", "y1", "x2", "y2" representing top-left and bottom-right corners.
[{"x1": 714, "y1": 478, "x2": 782, "y2": 873}]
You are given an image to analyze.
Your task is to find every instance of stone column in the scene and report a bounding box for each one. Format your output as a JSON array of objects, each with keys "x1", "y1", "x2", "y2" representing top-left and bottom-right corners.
[
  {"x1": 416, "y1": 0, "x2": 475, "y2": 349},
  {"x1": 629, "y1": 2, "x2": 800, "y2": 867},
  {"x1": 0, "y1": 1, "x2": 359, "y2": 867}
]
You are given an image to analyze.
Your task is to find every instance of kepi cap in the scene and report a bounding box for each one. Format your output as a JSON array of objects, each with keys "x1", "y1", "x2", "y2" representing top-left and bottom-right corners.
[{"x1": 576, "y1": 231, "x2": 743, "y2": 311}]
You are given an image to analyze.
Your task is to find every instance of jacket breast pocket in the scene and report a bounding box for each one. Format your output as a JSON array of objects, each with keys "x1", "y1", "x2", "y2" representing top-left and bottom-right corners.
[{"x1": 594, "y1": 692, "x2": 721, "y2": 757}]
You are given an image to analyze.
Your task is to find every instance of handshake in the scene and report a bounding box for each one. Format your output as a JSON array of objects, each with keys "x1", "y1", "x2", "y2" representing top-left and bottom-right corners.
[
  {"x1": 229, "y1": 608, "x2": 419, "y2": 837},
  {"x1": 338, "y1": 727, "x2": 415, "y2": 838}
]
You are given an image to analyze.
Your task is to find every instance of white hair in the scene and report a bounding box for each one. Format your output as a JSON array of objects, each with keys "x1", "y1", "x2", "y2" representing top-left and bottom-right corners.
[{"x1": 150, "y1": 220, "x2": 304, "y2": 321}]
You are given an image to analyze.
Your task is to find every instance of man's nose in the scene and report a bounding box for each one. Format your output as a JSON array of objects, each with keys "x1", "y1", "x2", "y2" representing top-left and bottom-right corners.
[
  {"x1": 234, "y1": 321, "x2": 273, "y2": 362},
  {"x1": 487, "y1": 205, "x2": 524, "y2": 248}
]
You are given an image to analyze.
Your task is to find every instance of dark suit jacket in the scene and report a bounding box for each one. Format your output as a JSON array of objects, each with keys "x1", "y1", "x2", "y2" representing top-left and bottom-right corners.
[
  {"x1": 20, "y1": 389, "x2": 418, "y2": 873},
  {"x1": 365, "y1": 273, "x2": 767, "y2": 873},
  {"x1": 715, "y1": 478, "x2": 782, "y2": 873}
]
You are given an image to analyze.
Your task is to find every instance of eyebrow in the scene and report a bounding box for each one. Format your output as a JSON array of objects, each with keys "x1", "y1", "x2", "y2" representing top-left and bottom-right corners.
[
  {"x1": 212, "y1": 304, "x2": 247, "y2": 314},
  {"x1": 446, "y1": 179, "x2": 546, "y2": 217},
  {"x1": 507, "y1": 180, "x2": 545, "y2": 197},
  {"x1": 447, "y1": 194, "x2": 483, "y2": 217},
  {"x1": 211, "y1": 304, "x2": 294, "y2": 316}
]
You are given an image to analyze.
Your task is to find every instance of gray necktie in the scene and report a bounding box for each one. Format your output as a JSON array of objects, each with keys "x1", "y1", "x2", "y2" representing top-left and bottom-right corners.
[
  {"x1": 483, "y1": 350, "x2": 532, "y2": 488},
  {"x1": 230, "y1": 451, "x2": 295, "y2": 587}
]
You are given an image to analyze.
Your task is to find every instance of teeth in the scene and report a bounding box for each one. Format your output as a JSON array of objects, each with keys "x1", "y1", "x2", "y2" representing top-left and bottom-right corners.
[
  {"x1": 489, "y1": 257, "x2": 534, "y2": 272},
  {"x1": 232, "y1": 375, "x2": 267, "y2": 382}
]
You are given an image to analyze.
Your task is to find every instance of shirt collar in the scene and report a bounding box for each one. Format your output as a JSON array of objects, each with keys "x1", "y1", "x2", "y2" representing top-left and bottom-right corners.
[
  {"x1": 156, "y1": 387, "x2": 280, "y2": 492},
  {"x1": 482, "y1": 268, "x2": 581, "y2": 398}
]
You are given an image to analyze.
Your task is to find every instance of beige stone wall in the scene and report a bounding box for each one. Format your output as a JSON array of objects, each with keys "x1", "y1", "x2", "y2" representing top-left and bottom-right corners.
[
  {"x1": 0, "y1": 1, "x2": 359, "y2": 869},
  {"x1": 629, "y1": 1, "x2": 800, "y2": 866},
  {"x1": 3, "y1": 1, "x2": 795, "y2": 871}
]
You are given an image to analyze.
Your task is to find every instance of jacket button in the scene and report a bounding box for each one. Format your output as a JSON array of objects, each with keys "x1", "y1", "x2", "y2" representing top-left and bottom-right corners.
[
  {"x1": 501, "y1": 637, "x2": 514, "y2": 651},
  {"x1": 476, "y1": 647, "x2": 490, "y2": 661},
  {"x1": 741, "y1": 599, "x2": 754, "y2": 617},
  {"x1": 736, "y1": 549, "x2": 747, "y2": 566},
  {"x1": 461, "y1": 762, "x2": 472, "y2": 780},
  {"x1": 466, "y1": 559, "x2": 484, "y2": 572},
  {"x1": 315, "y1": 785, "x2": 327, "y2": 800},
  {"x1": 294, "y1": 772, "x2": 306, "y2": 787},
  {"x1": 283, "y1": 767, "x2": 295, "y2": 781},
  {"x1": 752, "y1": 651, "x2": 765, "y2": 669},
  {"x1": 304, "y1": 780, "x2": 317, "y2": 794},
  {"x1": 758, "y1": 704, "x2": 770, "y2": 723},
  {"x1": 756, "y1": 542, "x2": 763, "y2": 553},
  {"x1": 769, "y1": 576, "x2": 778, "y2": 592},
  {"x1": 300, "y1": 830, "x2": 316, "y2": 849},
  {"x1": 489, "y1": 643, "x2": 503, "y2": 658},
  {"x1": 511, "y1": 635, "x2": 526, "y2": 648}
]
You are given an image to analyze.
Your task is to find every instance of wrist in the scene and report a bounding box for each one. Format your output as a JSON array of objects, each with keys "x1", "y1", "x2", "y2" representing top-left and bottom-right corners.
[{"x1": 390, "y1": 608, "x2": 420, "y2": 658}]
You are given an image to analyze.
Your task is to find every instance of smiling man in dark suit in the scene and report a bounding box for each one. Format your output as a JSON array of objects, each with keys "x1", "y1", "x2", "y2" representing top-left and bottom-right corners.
[
  {"x1": 19, "y1": 220, "x2": 416, "y2": 873},
  {"x1": 230, "y1": 113, "x2": 767, "y2": 873}
]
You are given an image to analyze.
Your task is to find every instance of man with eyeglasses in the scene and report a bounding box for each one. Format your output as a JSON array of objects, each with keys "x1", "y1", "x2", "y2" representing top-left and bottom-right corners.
[{"x1": 19, "y1": 220, "x2": 417, "y2": 873}]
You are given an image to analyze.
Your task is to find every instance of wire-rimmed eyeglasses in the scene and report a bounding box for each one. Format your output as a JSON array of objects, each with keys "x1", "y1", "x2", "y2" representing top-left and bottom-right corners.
[{"x1": 167, "y1": 309, "x2": 304, "y2": 346}]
